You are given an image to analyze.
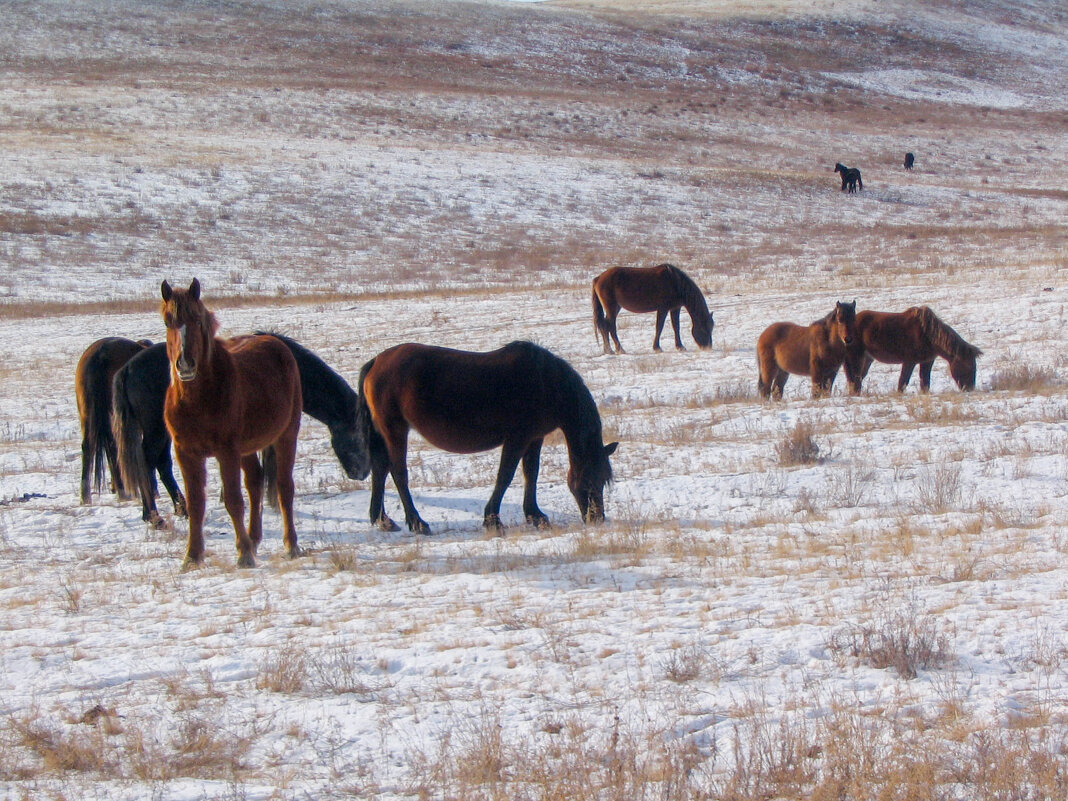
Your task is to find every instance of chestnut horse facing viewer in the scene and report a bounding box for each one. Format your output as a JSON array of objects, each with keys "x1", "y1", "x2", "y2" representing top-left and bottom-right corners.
[
  {"x1": 757, "y1": 301, "x2": 857, "y2": 399},
  {"x1": 592, "y1": 264, "x2": 714, "y2": 354},
  {"x1": 845, "y1": 306, "x2": 981, "y2": 393},
  {"x1": 161, "y1": 279, "x2": 302, "y2": 569},
  {"x1": 357, "y1": 341, "x2": 617, "y2": 533}
]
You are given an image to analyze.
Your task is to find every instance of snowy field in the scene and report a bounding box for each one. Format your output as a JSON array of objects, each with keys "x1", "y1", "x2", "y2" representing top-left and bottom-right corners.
[{"x1": 1, "y1": 0, "x2": 1066, "y2": 798}]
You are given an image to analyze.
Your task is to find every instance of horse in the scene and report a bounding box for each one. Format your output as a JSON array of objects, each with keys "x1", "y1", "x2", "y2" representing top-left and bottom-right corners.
[
  {"x1": 592, "y1": 264, "x2": 714, "y2": 354},
  {"x1": 834, "y1": 162, "x2": 863, "y2": 193},
  {"x1": 356, "y1": 341, "x2": 618, "y2": 533},
  {"x1": 160, "y1": 278, "x2": 303, "y2": 569},
  {"x1": 904, "y1": 152, "x2": 915, "y2": 170},
  {"x1": 113, "y1": 333, "x2": 371, "y2": 528},
  {"x1": 756, "y1": 301, "x2": 858, "y2": 399},
  {"x1": 844, "y1": 306, "x2": 981, "y2": 394},
  {"x1": 75, "y1": 336, "x2": 152, "y2": 504}
]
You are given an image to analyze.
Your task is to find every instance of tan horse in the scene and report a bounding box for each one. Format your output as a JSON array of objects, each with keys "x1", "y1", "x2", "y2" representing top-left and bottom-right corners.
[
  {"x1": 160, "y1": 279, "x2": 302, "y2": 569},
  {"x1": 757, "y1": 301, "x2": 857, "y2": 399}
]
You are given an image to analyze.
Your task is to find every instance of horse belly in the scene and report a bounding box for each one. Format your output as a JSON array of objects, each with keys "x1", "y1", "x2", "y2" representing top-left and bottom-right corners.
[{"x1": 410, "y1": 416, "x2": 505, "y2": 455}]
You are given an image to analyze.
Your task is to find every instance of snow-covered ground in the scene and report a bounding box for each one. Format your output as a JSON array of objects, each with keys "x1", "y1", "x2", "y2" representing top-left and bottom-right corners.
[{"x1": 1, "y1": 0, "x2": 1066, "y2": 798}]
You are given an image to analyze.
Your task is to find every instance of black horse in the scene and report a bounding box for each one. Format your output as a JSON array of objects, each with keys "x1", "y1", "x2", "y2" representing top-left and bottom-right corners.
[
  {"x1": 113, "y1": 332, "x2": 370, "y2": 527},
  {"x1": 834, "y1": 162, "x2": 863, "y2": 193},
  {"x1": 904, "y1": 152, "x2": 915, "y2": 170}
]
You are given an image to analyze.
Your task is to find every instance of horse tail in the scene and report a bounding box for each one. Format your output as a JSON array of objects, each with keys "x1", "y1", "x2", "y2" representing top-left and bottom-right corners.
[
  {"x1": 112, "y1": 366, "x2": 152, "y2": 511},
  {"x1": 592, "y1": 281, "x2": 610, "y2": 345},
  {"x1": 856, "y1": 171, "x2": 863, "y2": 191},
  {"x1": 80, "y1": 373, "x2": 112, "y2": 499},
  {"x1": 917, "y1": 307, "x2": 982, "y2": 362},
  {"x1": 355, "y1": 357, "x2": 386, "y2": 466}
]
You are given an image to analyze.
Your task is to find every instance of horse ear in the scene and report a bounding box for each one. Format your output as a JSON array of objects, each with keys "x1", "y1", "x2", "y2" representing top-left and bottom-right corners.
[
  {"x1": 189, "y1": 278, "x2": 201, "y2": 300},
  {"x1": 604, "y1": 441, "x2": 619, "y2": 457},
  {"x1": 161, "y1": 280, "x2": 172, "y2": 301}
]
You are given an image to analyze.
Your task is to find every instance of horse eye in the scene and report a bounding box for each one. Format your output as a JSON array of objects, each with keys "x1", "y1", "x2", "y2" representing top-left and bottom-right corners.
[{"x1": 163, "y1": 312, "x2": 174, "y2": 327}]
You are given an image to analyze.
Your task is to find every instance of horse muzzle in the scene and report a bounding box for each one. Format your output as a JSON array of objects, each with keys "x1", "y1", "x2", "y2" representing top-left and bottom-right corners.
[{"x1": 174, "y1": 359, "x2": 197, "y2": 383}]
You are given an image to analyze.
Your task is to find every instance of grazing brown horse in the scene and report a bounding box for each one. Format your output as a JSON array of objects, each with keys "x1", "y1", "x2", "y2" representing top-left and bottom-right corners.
[
  {"x1": 757, "y1": 301, "x2": 858, "y2": 399},
  {"x1": 160, "y1": 279, "x2": 302, "y2": 569},
  {"x1": 592, "y1": 264, "x2": 714, "y2": 354},
  {"x1": 75, "y1": 336, "x2": 152, "y2": 504},
  {"x1": 845, "y1": 306, "x2": 981, "y2": 394},
  {"x1": 357, "y1": 341, "x2": 617, "y2": 533}
]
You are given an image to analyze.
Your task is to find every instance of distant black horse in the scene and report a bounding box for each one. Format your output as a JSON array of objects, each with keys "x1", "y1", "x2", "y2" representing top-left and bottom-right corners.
[
  {"x1": 834, "y1": 162, "x2": 863, "y2": 193},
  {"x1": 904, "y1": 152, "x2": 915, "y2": 170},
  {"x1": 113, "y1": 333, "x2": 369, "y2": 527}
]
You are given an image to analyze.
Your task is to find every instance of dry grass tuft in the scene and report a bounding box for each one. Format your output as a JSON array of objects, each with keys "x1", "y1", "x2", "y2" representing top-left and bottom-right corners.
[{"x1": 776, "y1": 420, "x2": 821, "y2": 467}]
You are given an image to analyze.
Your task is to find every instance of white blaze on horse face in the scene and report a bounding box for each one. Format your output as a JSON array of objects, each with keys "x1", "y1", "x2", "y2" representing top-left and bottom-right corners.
[{"x1": 174, "y1": 324, "x2": 196, "y2": 381}]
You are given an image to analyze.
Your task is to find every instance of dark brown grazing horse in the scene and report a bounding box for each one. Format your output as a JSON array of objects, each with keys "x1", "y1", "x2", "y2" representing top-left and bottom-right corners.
[
  {"x1": 592, "y1": 264, "x2": 714, "y2": 354},
  {"x1": 357, "y1": 341, "x2": 617, "y2": 533},
  {"x1": 160, "y1": 279, "x2": 302, "y2": 569},
  {"x1": 845, "y1": 306, "x2": 981, "y2": 394},
  {"x1": 75, "y1": 336, "x2": 152, "y2": 504},
  {"x1": 757, "y1": 301, "x2": 858, "y2": 399}
]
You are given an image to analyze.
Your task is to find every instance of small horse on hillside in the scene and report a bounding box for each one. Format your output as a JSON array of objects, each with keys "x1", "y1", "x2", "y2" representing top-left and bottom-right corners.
[
  {"x1": 75, "y1": 336, "x2": 151, "y2": 504},
  {"x1": 592, "y1": 264, "x2": 714, "y2": 354},
  {"x1": 904, "y1": 152, "x2": 915, "y2": 170},
  {"x1": 757, "y1": 301, "x2": 858, "y2": 399},
  {"x1": 844, "y1": 306, "x2": 981, "y2": 394},
  {"x1": 834, "y1": 162, "x2": 863, "y2": 193},
  {"x1": 357, "y1": 341, "x2": 617, "y2": 533},
  {"x1": 160, "y1": 278, "x2": 303, "y2": 569},
  {"x1": 114, "y1": 333, "x2": 371, "y2": 527}
]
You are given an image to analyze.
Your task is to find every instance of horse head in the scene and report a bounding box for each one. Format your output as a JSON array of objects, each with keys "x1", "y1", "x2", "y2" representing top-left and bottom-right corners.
[
  {"x1": 329, "y1": 422, "x2": 372, "y2": 481},
  {"x1": 161, "y1": 278, "x2": 216, "y2": 383},
  {"x1": 834, "y1": 162, "x2": 845, "y2": 174},
  {"x1": 568, "y1": 441, "x2": 618, "y2": 523},
  {"x1": 693, "y1": 311, "x2": 714, "y2": 349},
  {"x1": 832, "y1": 300, "x2": 857, "y2": 346}
]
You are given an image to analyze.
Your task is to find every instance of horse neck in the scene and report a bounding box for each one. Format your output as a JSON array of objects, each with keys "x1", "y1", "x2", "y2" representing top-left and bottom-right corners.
[
  {"x1": 169, "y1": 336, "x2": 231, "y2": 405},
  {"x1": 671, "y1": 267, "x2": 708, "y2": 319}
]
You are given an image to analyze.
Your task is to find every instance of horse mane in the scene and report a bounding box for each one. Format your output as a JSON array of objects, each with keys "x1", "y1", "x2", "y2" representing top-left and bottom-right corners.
[
  {"x1": 511, "y1": 341, "x2": 613, "y2": 485},
  {"x1": 914, "y1": 307, "x2": 982, "y2": 361},
  {"x1": 662, "y1": 264, "x2": 710, "y2": 322}
]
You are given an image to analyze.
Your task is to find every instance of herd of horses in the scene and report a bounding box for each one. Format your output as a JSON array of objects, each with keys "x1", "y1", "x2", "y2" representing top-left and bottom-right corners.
[{"x1": 76, "y1": 267, "x2": 978, "y2": 568}]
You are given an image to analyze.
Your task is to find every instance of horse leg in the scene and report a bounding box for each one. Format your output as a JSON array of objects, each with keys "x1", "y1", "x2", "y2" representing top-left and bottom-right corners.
[
  {"x1": 367, "y1": 435, "x2": 398, "y2": 531},
  {"x1": 918, "y1": 360, "x2": 935, "y2": 393},
  {"x1": 520, "y1": 439, "x2": 550, "y2": 528},
  {"x1": 772, "y1": 370, "x2": 788, "y2": 400},
  {"x1": 157, "y1": 447, "x2": 188, "y2": 518},
  {"x1": 216, "y1": 450, "x2": 255, "y2": 567},
  {"x1": 483, "y1": 443, "x2": 525, "y2": 530},
  {"x1": 176, "y1": 452, "x2": 208, "y2": 570},
  {"x1": 241, "y1": 453, "x2": 265, "y2": 555},
  {"x1": 271, "y1": 431, "x2": 301, "y2": 557},
  {"x1": 670, "y1": 307, "x2": 684, "y2": 350},
  {"x1": 653, "y1": 310, "x2": 667, "y2": 352},
  {"x1": 382, "y1": 427, "x2": 430, "y2": 534},
  {"x1": 104, "y1": 437, "x2": 127, "y2": 499},
  {"x1": 608, "y1": 308, "x2": 624, "y2": 354},
  {"x1": 897, "y1": 363, "x2": 917, "y2": 392}
]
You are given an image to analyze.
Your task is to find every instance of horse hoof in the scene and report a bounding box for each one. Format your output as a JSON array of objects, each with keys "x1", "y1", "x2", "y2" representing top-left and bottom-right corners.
[
  {"x1": 377, "y1": 515, "x2": 400, "y2": 532},
  {"x1": 180, "y1": 557, "x2": 202, "y2": 573},
  {"x1": 526, "y1": 514, "x2": 551, "y2": 529},
  {"x1": 287, "y1": 545, "x2": 303, "y2": 559},
  {"x1": 236, "y1": 553, "x2": 256, "y2": 569},
  {"x1": 411, "y1": 520, "x2": 432, "y2": 536},
  {"x1": 150, "y1": 514, "x2": 170, "y2": 531},
  {"x1": 483, "y1": 513, "x2": 504, "y2": 530}
]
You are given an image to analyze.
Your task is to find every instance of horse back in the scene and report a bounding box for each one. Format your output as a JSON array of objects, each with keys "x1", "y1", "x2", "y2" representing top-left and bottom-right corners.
[
  {"x1": 594, "y1": 264, "x2": 679, "y2": 313},
  {"x1": 363, "y1": 342, "x2": 553, "y2": 454},
  {"x1": 856, "y1": 309, "x2": 934, "y2": 363},
  {"x1": 758, "y1": 322, "x2": 820, "y2": 376}
]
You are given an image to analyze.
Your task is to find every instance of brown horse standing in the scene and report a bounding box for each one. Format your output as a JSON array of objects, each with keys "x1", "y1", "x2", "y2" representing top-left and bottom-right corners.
[
  {"x1": 845, "y1": 306, "x2": 981, "y2": 393},
  {"x1": 75, "y1": 336, "x2": 151, "y2": 504},
  {"x1": 592, "y1": 264, "x2": 714, "y2": 354},
  {"x1": 757, "y1": 301, "x2": 857, "y2": 399},
  {"x1": 357, "y1": 341, "x2": 617, "y2": 533},
  {"x1": 160, "y1": 279, "x2": 302, "y2": 569}
]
